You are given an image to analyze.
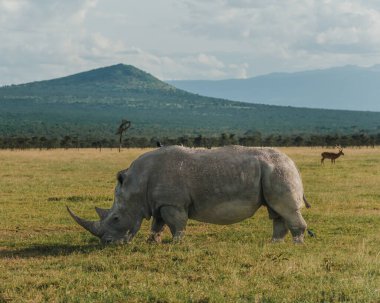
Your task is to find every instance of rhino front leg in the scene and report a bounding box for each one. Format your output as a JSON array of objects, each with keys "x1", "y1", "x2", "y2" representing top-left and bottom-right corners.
[
  {"x1": 159, "y1": 206, "x2": 188, "y2": 242},
  {"x1": 267, "y1": 206, "x2": 289, "y2": 242},
  {"x1": 147, "y1": 217, "x2": 165, "y2": 243},
  {"x1": 272, "y1": 217, "x2": 289, "y2": 242}
]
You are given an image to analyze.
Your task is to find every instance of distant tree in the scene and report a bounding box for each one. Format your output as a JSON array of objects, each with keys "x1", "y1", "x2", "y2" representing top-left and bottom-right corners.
[
  {"x1": 39, "y1": 137, "x2": 47, "y2": 150},
  {"x1": 340, "y1": 135, "x2": 351, "y2": 147},
  {"x1": 194, "y1": 135, "x2": 203, "y2": 147},
  {"x1": 116, "y1": 119, "x2": 131, "y2": 152},
  {"x1": 16, "y1": 137, "x2": 27, "y2": 149},
  {"x1": 309, "y1": 135, "x2": 324, "y2": 147},
  {"x1": 72, "y1": 136, "x2": 80, "y2": 150},
  {"x1": 275, "y1": 135, "x2": 283, "y2": 147},
  {"x1": 150, "y1": 137, "x2": 160, "y2": 147},
  {"x1": 264, "y1": 135, "x2": 276, "y2": 147},
  {"x1": 31, "y1": 136, "x2": 39, "y2": 148},
  {"x1": 219, "y1": 133, "x2": 229, "y2": 146},
  {"x1": 369, "y1": 135, "x2": 375, "y2": 148},
  {"x1": 229, "y1": 133, "x2": 238, "y2": 145},
  {"x1": 252, "y1": 132, "x2": 262, "y2": 146},
  {"x1": 178, "y1": 136, "x2": 192, "y2": 147},
  {"x1": 376, "y1": 133, "x2": 380, "y2": 145},
  {"x1": 293, "y1": 135, "x2": 304, "y2": 147},
  {"x1": 61, "y1": 135, "x2": 72, "y2": 149},
  {"x1": 324, "y1": 134, "x2": 339, "y2": 147}
]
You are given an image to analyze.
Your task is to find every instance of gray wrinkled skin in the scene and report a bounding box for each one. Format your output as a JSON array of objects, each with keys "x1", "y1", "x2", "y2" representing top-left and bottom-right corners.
[{"x1": 68, "y1": 146, "x2": 310, "y2": 244}]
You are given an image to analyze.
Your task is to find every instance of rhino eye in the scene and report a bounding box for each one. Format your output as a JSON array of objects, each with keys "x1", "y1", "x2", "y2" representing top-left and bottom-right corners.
[{"x1": 113, "y1": 216, "x2": 119, "y2": 222}]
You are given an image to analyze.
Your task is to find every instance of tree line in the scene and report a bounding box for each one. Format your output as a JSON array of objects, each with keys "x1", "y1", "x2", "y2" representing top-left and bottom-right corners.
[{"x1": 0, "y1": 132, "x2": 379, "y2": 149}]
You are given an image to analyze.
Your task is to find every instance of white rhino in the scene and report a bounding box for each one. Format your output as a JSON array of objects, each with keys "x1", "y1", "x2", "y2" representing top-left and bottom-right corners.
[{"x1": 67, "y1": 145, "x2": 311, "y2": 244}]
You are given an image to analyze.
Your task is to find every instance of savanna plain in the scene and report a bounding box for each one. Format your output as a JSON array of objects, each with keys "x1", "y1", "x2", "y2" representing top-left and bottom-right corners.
[{"x1": 0, "y1": 147, "x2": 379, "y2": 302}]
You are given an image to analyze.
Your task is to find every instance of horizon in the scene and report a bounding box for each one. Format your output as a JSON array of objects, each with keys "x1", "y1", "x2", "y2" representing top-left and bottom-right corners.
[{"x1": 2, "y1": 62, "x2": 380, "y2": 87}]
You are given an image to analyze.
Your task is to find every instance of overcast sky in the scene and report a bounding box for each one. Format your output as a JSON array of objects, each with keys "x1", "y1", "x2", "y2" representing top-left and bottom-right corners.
[{"x1": 1, "y1": 0, "x2": 380, "y2": 85}]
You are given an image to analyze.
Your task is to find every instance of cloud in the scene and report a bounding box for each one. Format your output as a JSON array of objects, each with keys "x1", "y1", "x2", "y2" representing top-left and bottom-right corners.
[
  {"x1": 196, "y1": 54, "x2": 225, "y2": 69},
  {"x1": 1, "y1": 0, "x2": 380, "y2": 84},
  {"x1": 0, "y1": 0, "x2": 27, "y2": 12},
  {"x1": 180, "y1": 0, "x2": 380, "y2": 67},
  {"x1": 0, "y1": 0, "x2": 249, "y2": 83},
  {"x1": 0, "y1": 0, "x2": 101, "y2": 83},
  {"x1": 115, "y1": 50, "x2": 247, "y2": 80}
]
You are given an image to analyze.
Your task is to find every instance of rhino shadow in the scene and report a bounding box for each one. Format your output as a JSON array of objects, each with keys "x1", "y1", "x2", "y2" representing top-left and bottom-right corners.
[{"x1": 0, "y1": 243, "x2": 103, "y2": 259}]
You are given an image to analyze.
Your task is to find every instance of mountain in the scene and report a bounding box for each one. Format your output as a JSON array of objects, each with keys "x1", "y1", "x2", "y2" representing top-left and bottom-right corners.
[
  {"x1": 1, "y1": 64, "x2": 380, "y2": 139},
  {"x1": 168, "y1": 65, "x2": 380, "y2": 112},
  {"x1": 1, "y1": 63, "x2": 181, "y2": 102}
]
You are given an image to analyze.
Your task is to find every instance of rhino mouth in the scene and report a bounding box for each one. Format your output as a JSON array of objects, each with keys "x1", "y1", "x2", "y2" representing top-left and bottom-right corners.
[
  {"x1": 101, "y1": 232, "x2": 133, "y2": 245},
  {"x1": 101, "y1": 237, "x2": 117, "y2": 245}
]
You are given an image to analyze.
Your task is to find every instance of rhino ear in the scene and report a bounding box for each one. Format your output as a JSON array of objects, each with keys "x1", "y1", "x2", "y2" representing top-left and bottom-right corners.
[
  {"x1": 95, "y1": 207, "x2": 110, "y2": 220},
  {"x1": 117, "y1": 169, "x2": 128, "y2": 184}
]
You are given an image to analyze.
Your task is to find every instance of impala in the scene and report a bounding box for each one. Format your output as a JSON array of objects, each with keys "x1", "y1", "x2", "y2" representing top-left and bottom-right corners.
[{"x1": 321, "y1": 145, "x2": 344, "y2": 164}]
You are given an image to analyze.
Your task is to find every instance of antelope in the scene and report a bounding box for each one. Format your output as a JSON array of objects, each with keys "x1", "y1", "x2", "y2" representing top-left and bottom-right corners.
[{"x1": 321, "y1": 145, "x2": 344, "y2": 164}]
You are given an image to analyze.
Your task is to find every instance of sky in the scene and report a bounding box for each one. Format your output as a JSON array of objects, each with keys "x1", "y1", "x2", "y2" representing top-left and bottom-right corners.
[{"x1": 1, "y1": 0, "x2": 380, "y2": 85}]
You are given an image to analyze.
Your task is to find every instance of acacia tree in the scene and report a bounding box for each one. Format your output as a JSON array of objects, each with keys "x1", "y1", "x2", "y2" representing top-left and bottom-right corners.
[{"x1": 116, "y1": 119, "x2": 131, "y2": 152}]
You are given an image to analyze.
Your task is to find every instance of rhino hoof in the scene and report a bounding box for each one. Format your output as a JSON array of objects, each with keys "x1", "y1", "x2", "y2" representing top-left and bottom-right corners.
[
  {"x1": 147, "y1": 233, "x2": 162, "y2": 244},
  {"x1": 292, "y1": 235, "x2": 305, "y2": 244}
]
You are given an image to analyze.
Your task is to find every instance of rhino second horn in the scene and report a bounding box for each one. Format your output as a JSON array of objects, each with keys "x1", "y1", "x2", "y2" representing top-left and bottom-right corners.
[
  {"x1": 66, "y1": 206, "x2": 102, "y2": 237},
  {"x1": 95, "y1": 206, "x2": 110, "y2": 220}
]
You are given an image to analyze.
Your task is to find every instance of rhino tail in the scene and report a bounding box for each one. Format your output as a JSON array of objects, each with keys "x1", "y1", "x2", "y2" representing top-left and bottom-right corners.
[{"x1": 303, "y1": 194, "x2": 311, "y2": 208}]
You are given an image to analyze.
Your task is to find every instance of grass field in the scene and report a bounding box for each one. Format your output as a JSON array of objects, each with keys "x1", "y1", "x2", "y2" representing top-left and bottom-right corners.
[{"x1": 1, "y1": 147, "x2": 379, "y2": 302}]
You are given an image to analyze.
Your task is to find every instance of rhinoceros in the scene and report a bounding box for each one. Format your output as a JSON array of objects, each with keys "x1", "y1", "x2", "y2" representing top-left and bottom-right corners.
[{"x1": 67, "y1": 145, "x2": 311, "y2": 244}]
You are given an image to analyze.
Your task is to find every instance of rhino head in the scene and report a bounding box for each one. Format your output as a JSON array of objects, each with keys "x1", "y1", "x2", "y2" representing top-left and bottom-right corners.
[{"x1": 67, "y1": 170, "x2": 144, "y2": 245}]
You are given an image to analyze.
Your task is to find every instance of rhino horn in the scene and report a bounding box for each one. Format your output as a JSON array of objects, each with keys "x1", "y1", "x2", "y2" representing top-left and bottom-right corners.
[
  {"x1": 66, "y1": 206, "x2": 102, "y2": 237},
  {"x1": 95, "y1": 206, "x2": 110, "y2": 220}
]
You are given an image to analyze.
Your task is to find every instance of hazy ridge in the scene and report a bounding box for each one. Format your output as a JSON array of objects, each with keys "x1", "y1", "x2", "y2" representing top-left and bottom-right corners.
[{"x1": 168, "y1": 65, "x2": 380, "y2": 112}]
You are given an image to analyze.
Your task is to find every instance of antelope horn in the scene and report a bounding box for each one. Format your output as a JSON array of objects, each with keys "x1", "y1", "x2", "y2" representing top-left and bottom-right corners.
[
  {"x1": 66, "y1": 206, "x2": 103, "y2": 237},
  {"x1": 95, "y1": 206, "x2": 110, "y2": 220}
]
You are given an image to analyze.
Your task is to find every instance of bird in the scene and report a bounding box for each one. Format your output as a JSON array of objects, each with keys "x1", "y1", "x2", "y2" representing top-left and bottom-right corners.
[{"x1": 307, "y1": 229, "x2": 316, "y2": 238}]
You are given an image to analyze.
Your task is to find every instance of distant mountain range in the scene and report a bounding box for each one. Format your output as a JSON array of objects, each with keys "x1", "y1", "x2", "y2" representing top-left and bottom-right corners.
[
  {"x1": 168, "y1": 65, "x2": 380, "y2": 112},
  {"x1": 1, "y1": 64, "x2": 380, "y2": 139}
]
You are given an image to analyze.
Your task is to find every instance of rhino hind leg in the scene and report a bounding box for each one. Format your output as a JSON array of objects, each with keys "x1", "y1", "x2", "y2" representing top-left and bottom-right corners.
[
  {"x1": 147, "y1": 217, "x2": 166, "y2": 243},
  {"x1": 280, "y1": 209, "x2": 307, "y2": 244},
  {"x1": 159, "y1": 206, "x2": 188, "y2": 242},
  {"x1": 265, "y1": 197, "x2": 307, "y2": 244}
]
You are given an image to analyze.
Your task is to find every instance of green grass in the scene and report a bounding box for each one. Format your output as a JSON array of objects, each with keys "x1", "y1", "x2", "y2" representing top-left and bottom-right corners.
[{"x1": 1, "y1": 147, "x2": 379, "y2": 302}]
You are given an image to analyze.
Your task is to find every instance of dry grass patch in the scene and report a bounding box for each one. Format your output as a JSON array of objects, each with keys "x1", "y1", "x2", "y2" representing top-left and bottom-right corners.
[{"x1": 1, "y1": 147, "x2": 379, "y2": 302}]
